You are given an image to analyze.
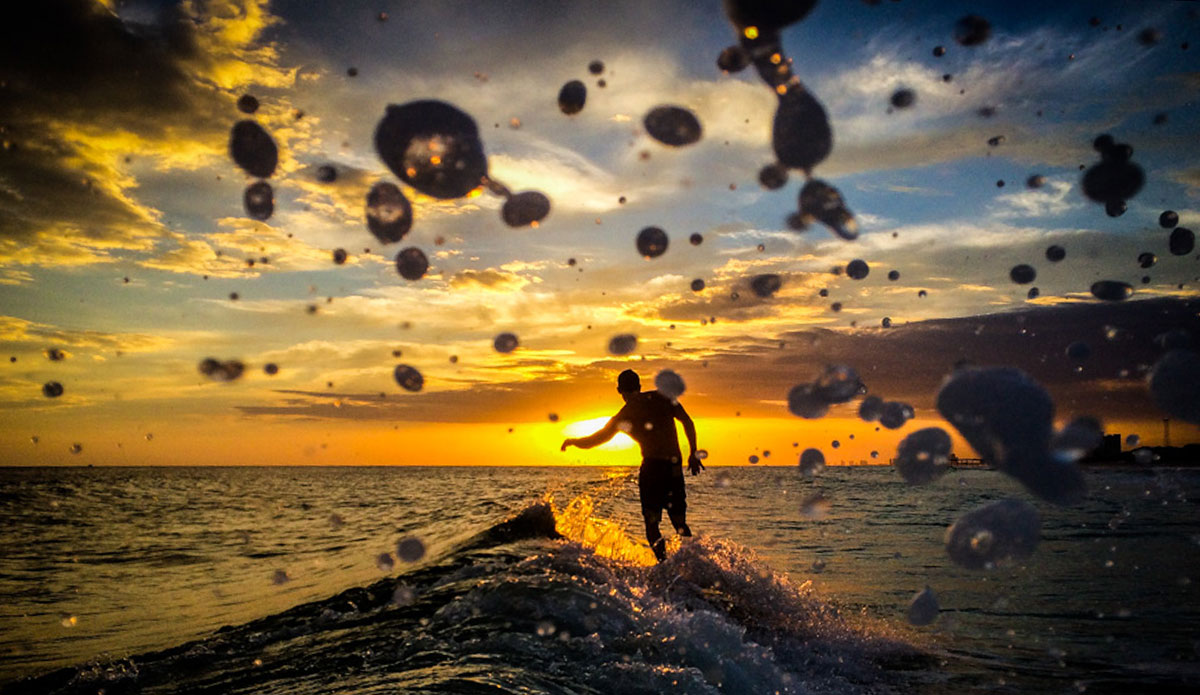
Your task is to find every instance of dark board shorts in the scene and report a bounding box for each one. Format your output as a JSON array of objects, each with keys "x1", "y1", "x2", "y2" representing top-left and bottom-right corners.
[{"x1": 638, "y1": 458, "x2": 686, "y2": 517}]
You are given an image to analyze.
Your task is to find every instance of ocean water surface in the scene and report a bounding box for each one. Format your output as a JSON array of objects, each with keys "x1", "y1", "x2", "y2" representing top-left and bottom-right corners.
[{"x1": 1, "y1": 464, "x2": 1198, "y2": 694}]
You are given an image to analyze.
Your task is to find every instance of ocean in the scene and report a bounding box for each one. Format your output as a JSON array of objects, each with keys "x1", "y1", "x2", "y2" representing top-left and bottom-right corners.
[{"x1": 1, "y1": 465, "x2": 1197, "y2": 694}]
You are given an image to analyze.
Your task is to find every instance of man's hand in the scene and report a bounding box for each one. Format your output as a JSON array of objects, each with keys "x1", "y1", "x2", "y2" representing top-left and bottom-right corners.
[
  {"x1": 560, "y1": 438, "x2": 575, "y2": 452},
  {"x1": 687, "y1": 454, "x2": 704, "y2": 476}
]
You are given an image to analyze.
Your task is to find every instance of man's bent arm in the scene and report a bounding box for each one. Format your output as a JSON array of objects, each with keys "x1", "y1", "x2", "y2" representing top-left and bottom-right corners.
[{"x1": 674, "y1": 403, "x2": 698, "y2": 456}]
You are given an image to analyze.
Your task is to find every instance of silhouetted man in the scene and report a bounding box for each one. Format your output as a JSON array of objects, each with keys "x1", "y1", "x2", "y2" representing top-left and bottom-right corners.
[{"x1": 561, "y1": 369, "x2": 703, "y2": 562}]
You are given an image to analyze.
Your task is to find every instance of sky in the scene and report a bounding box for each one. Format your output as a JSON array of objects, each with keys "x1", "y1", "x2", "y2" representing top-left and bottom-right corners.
[{"x1": 1, "y1": 0, "x2": 1198, "y2": 467}]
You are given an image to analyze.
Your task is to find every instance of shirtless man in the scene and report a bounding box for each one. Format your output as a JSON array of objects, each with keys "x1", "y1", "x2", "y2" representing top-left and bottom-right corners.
[{"x1": 561, "y1": 369, "x2": 703, "y2": 562}]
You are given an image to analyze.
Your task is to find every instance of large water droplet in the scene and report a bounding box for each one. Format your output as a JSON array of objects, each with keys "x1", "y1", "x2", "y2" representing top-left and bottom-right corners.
[
  {"x1": 937, "y1": 366, "x2": 1085, "y2": 504},
  {"x1": 846, "y1": 259, "x2": 869, "y2": 280},
  {"x1": 1148, "y1": 350, "x2": 1200, "y2": 423},
  {"x1": 501, "y1": 191, "x2": 551, "y2": 227},
  {"x1": 494, "y1": 332, "x2": 519, "y2": 353},
  {"x1": 1090, "y1": 280, "x2": 1132, "y2": 301},
  {"x1": 750, "y1": 273, "x2": 782, "y2": 297},
  {"x1": 907, "y1": 586, "x2": 939, "y2": 626},
  {"x1": 643, "y1": 106, "x2": 702, "y2": 147},
  {"x1": 558, "y1": 80, "x2": 587, "y2": 115},
  {"x1": 796, "y1": 180, "x2": 857, "y2": 239},
  {"x1": 365, "y1": 182, "x2": 413, "y2": 244},
  {"x1": 893, "y1": 427, "x2": 952, "y2": 485},
  {"x1": 243, "y1": 181, "x2": 274, "y2": 221},
  {"x1": 655, "y1": 370, "x2": 686, "y2": 400},
  {"x1": 608, "y1": 334, "x2": 638, "y2": 356},
  {"x1": 393, "y1": 364, "x2": 424, "y2": 392},
  {"x1": 374, "y1": 100, "x2": 488, "y2": 199},
  {"x1": 636, "y1": 227, "x2": 669, "y2": 258},
  {"x1": 798, "y1": 448, "x2": 825, "y2": 477},
  {"x1": 945, "y1": 498, "x2": 1040, "y2": 570},
  {"x1": 396, "y1": 536, "x2": 425, "y2": 562},
  {"x1": 229, "y1": 120, "x2": 278, "y2": 178},
  {"x1": 1009, "y1": 264, "x2": 1036, "y2": 284},
  {"x1": 787, "y1": 383, "x2": 829, "y2": 419},
  {"x1": 954, "y1": 15, "x2": 992, "y2": 46},
  {"x1": 42, "y1": 381, "x2": 63, "y2": 398},
  {"x1": 198, "y1": 358, "x2": 245, "y2": 382},
  {"x1": 773, "y1": 88, "x2": 832, "y2": 174},
  {"x1": 395, "y1": 247, "x2": 428, "y2": 281},
  {"x1": 1169, "y1": 227, "x2": 1195, "y2": 256}
]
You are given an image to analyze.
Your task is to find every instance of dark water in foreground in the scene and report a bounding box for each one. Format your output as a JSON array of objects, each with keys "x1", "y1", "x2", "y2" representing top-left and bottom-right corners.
[{"x1": 1, "y1": 465, "x2": 1198, "y2": 694}]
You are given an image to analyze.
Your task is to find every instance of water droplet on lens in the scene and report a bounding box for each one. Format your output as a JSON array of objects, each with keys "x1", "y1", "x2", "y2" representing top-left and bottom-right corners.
[
  {"x1": 396, "y1": 536, "x2": 426, "y2": 562},
  {"x1": 272, "y1": 569, "x2": 289, "y2": 585},
  {"x1": 236, "y1": 94, "x2": 259, "y2": 114},
  {"x1": 890, "y1": 88, "x2": 915, "y2": 109},
  {"x1": 773, "y1": 89, "x2": 832, "y2": 173},
  {"x1": 945, "y1": 498, "x2": 1040, "y2": 570},
  {"x1": 1105, "y1": 200, "x2": 1127, "y2": 217},
  {"x1": 987, "y1": 135, "x2": 1005, "y2": 147},
  {"x1": 750, "y1": 273, "x2": 782, "y2": 297},
  {"x1": 1137, "y1": 27, "x2": 1162, "y2": 46},
  {"x1": 799, "y1": 492, "x2": 830, "y2": 519},
  {"x1": 316, "y1": 165, "x2": 337, "y2": 183},
  {"x1": 374, "y1": 100, "x2": 488, "y2": 199},
  {"x1": 894, "y1": 427, "x2": 952, "y2": 484},
  {"x1": 536, "y1": 620, "x2": 557, "y2": 637},
  {"x1": 198, "y1": 358, "x2": 245, "y2": 382},
  {"x1": 815, "y1": 364, "x2": 863, "y2": 404},
  {"x1": 1090, "y1": 280, "x2": 1132, "y2": 301},
  {"x1": 395, "y1": 247, "x2": 428, "y2": 281},
  {"x1": 494, "y1": 332, "x2": 519, "y2": 353},
  {"x1": 797, "y1": 180, "x2": 857, "y2": 239},
  {"x1": 393, "y1": 364, "x2": 424, "y2": 392},
  {"x1": 333, "y1": 248, "x2": 347, "y2": 265},
  {"x1": 229, "y1": 120, "x2": 278, "y2": 178},
  {"x1": 954, "y1": 15, "x2": 992, "y2": 46},
  {"x1": 608, "y1": 334, "x2": 638, "y2": 356},
  {"x1": 42, "y1": 381, "x2": 63, "y2": 398},
  {"x1": 45, "y1": 348, "x2": 65, "y2": 361},
  {"x1": 918, "y1": 290, "x2": 927, "y2": 298},
  {"x1": 636, "y1": 227, "x2": 669, "y2": 258},
  {"x1": 643, "y1": 106, "x2": 702, "y2": 147},
  {"x1": 859, "y1": 395, "x2": 884, "y2": 422},
  {"x1": 787, "y1": 383, "x2": 829, "y2": 419},
  {"x1": 691, "y1": 278, "x2": 705, "y2": 292},
  {"x1": 1159, "y1": 210, "x2": 1179, "y2": 228},
  {"x1": 376, "y1": 552, "x2": 395, "y2": 572},
  {"x1": 655, "y1": 370, "x2": 686, "y2": 400},
  {"x1": 558, "y1": 80, "x2": 587, "y2": 115},
  {"x1": 879, "y1": 401, "x2": 913, "y2": 429},
  {"x1": 933, "y1": 45, "x2": 946, "y2": 57},
  {"x1": 717, "y1": 45, "x2": 750, "y2": 73},
  {"x1": 1148, "y1": 350, "x2": 1200, "y2": 423},
  {"x1": 263, "y1": 363, "x2": 279, "y2": 375},
  {"x1": 1010, "y1": 264, "x2": 1036, "y2": 284},
  {"x1": 1045, "y1": 245, "x2": 1065, "y2": 263},
  {"x1": 365, "y1": 182, "x2": 413, "y2": 244},
  {"x1": 798, "y1": 448, "x2": 825, "y2": 477},
  {"x1": 908, "y1": 586, "x2": 939, "y2": 626},
  {"x1": 846, "y1": 259, "x2": 869, "y2": 280},
  {"x1": 588, "y1": 60, "x2": 604, "y2": 75},
  {"x1": 501, "y1": 191, "x2": 551, "y2": 227},
  {"x1": 243, "y1": 181, "x2": 273, "y2": 220},
  {"x1": 758, "y1": 163, "x2": 788, "y2": 190},
  {"x1": 689, "y1": 233, "x2": 703, "y2": 246},
  {"x1": 68, "y1": 443, "x2": 82, "y2": 454},
  {"x1": 1027, "y1": 175, "x2": 1046, "y2": 188},
  {"x1": 1169, "y1": 227, "x2": 1195, "y2": 256},
  {"x1": 887, "y1": 270, "x2": 900, "y2": 281}
]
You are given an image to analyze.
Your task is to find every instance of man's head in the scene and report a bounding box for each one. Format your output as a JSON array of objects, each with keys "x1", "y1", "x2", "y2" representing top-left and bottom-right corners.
[{"x1": 616, "y1": 369, "x2": 640, "y2": 399}]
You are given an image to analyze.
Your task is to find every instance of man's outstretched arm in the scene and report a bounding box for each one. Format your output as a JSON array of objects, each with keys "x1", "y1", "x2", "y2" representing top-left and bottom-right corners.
[
  {"x1": 561, "y1": 417, "x2": 619, "y2": 451},
  {"x1": 674, "y1": 403, "x2": 703, "y2": 475}
]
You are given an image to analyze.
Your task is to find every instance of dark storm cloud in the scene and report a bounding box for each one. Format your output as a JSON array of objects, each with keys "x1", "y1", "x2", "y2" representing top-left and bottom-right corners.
[
  {"x1": 0, "y1": 1, "x2": 259, "y2": 265},
  {"x1": 235, "y1": 297, "x2": 1199, "y2": 426}
]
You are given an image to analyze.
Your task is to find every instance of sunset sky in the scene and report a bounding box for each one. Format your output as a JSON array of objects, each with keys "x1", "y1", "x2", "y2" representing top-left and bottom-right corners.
[{"x1": 1, "y1": 0, "x2": 1197, "y2": 467}]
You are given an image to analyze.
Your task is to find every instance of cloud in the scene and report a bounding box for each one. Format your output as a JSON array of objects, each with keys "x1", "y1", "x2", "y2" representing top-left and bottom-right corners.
[
  {"x1": 990, "y1": 179, "x2": 1078, "y2": 219},
  {"x1": 0, "y1": 316, "x2": 173, "y2": 353},
  {"x1": 448, "y1": 268, "x2": 531, "y2": 291}
]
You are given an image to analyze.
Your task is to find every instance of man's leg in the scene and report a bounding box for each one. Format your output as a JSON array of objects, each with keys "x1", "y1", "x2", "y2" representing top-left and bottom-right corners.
[
  {"x1": 666, "y1": 471, "x2": 691, "y2": 537},
  {"x1": 639, "y1": 463, "x2": 667, "y2": 562}
]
